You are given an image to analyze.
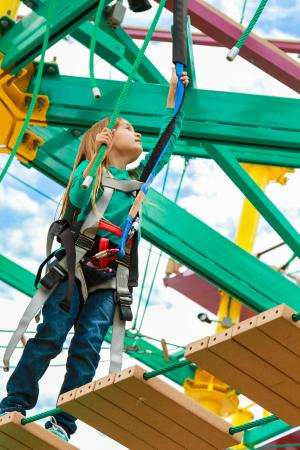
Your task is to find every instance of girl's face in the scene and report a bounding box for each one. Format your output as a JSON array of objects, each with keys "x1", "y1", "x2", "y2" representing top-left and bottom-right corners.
[{"x1": 112, "y1": 119, "x2": 143, "y2": 163}]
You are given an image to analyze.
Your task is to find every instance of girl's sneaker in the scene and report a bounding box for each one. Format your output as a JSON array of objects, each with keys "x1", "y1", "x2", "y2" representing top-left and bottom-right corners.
[{"x1": 47, "y1": 417, "x2": 69, "y2": 442}]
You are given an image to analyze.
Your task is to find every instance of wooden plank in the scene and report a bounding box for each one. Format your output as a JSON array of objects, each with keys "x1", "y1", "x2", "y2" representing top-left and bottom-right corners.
[
  {"x1": 185, "y1": 337, "x2": 300, "y2": 426},
  {"x1": 75, "y1": 378, "x2": 181, "y2": 450},
  {"x1": 94, "y1": 375, "x2": 211, "y2": 450},
  {"x1": 256, "y1": 304, "x2": 300, "y2": 358},
  {"x1": 0, "y1": 412, "x2": 77, "y2": 450},
  {"x1": 58, "y1": 379, "x2": 154, "y2": 450},
  {"x1": 116, "y1": 365, "x2": 240, "y2": 449},
  {"x1": 208, "y1": 328, "x2": 300, "y2": 409},
  {"x1": 232, "y1": 315, "x2": 300, "y2": 384}
]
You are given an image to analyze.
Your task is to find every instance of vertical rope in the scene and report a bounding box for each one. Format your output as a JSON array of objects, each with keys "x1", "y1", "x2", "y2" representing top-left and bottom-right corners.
[
  {"x1": 240, "y1": 0, "x2": 248, "y2": 24},
  {"x1": 227, "y1": 0, "x2": 269, "y2": 61},
  {"x1": 137, "y1": 159, "x2": 189, "y2": 333},
  {"x1": 132, "y1": 163, "x2": 171, "y2": 330},
  {"x1": 89, "y1": 0, "x2": 106, "y2": 98}
]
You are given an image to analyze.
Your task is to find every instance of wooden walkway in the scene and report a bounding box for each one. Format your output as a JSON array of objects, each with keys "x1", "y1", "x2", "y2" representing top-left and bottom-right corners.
[
  {"x1": 185, "y1": 304, "x2": 300, "y2": 426},
  {"x1": 58, "y1": 365, "x2": 241, "y2": 449},
  {"x1": 0, "y1": 412, "x2": 78, "y2": 449}
]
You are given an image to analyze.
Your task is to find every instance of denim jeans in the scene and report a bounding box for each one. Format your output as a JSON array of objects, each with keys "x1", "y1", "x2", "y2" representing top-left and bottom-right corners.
[{"x1": 0, "y1": 279, "x2": 116, "y2": 436}]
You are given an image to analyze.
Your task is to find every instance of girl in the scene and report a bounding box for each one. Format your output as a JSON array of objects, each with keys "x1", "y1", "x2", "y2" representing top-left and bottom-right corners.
[{"x1": 0, "y1": 68, "x2": 189, "y2": 442}]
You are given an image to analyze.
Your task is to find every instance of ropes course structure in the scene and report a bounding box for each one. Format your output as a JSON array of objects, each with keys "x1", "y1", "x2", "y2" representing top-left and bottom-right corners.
[{"x1": 0, "y1": 0, "x2": 299, "y2": 448}]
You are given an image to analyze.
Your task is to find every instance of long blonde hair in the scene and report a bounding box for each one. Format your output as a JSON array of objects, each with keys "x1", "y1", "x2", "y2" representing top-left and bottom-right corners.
[{"x1": 60, "y1": 117, "x2": 122, "y2": 221}]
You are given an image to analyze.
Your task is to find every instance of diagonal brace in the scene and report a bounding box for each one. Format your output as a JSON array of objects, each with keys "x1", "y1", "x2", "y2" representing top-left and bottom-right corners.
[{"x1": 203, "y1": 143, "x2": 300, "y2": 256}]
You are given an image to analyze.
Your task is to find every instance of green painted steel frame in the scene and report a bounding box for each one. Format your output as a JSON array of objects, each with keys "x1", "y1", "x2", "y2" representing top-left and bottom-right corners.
[
  {"x1": 0, "y1": 0, "x2": 112, "y2": 72},
  {"x1": 186, "y1": 16, "x2": 197, "y2": 89},
  {"x1": 0, "y1": 254, "x2": 194, "y2": 385},
  {"x1": 244, "y1": 420, "x2": 291, "y2": 447},
  {"x1": 203, "y1": 143, "x2": 300, "y2": 256}
]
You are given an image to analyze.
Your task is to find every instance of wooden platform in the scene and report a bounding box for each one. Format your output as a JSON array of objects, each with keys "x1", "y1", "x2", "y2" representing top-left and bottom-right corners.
[
  {"x1": 58, "y1": 365, "x2": 241, "y2": 450},
  {"x1": 185, "y1": 304, "x2": 300, "y2": 426},
  {"x1": 0, "y1": 412, "x2": 78, "y2": 449}
]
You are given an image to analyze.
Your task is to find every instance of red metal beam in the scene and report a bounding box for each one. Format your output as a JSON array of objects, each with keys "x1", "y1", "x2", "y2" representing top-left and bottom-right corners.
[
  {"x1": 125, "y1": 27, "x2": 300, "y2": 54},
  {"x1": 153, "y1": 0, "x2": 300, "y2": 92},
  {"x1": 164, "y1": 271, "x2": 255, "y2": 321}
]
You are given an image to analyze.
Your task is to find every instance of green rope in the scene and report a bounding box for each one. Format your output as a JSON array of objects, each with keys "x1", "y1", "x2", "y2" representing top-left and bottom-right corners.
[
  {"x1": 132, "y1": 162, "x2": 170, "y2": 330},
  {"x1": 137, "y1": 159, "x2": 189, "y2": 333},
  {"x1": 143, "y1": 359, "x2": 193, "y2": 380},
  {"x1": 83, "y1": 0, "x2": 167, "y2": 189},
  {"x1": 240, "y1": 0, "x2": 248, "y2": 24},
  {"x1": 229, "y1": 414, "x2": 278, "y2": 435},
  {"x1": 21, "y1": 407, "x2": 63, "y2": 425},
  {"x1": 89, "y1": 0, "x2": 106, "y2": 98},
  {"x1": 227, "y1": 0, "x2": 269, "y2": 61},
  {"x1": 0, "y1": 0, "x2": 55, "y2": 185}
]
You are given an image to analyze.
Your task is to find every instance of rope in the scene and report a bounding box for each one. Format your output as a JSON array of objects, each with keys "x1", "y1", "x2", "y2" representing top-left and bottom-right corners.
[
  {"x1": 240, "y1": 0, "x2": 248, "y2": 24},
  {"x1": 256, "y1": 242, "x2": 284, "y2": 258},
  {"x1": 143, "y1": 359, "x2": 193, "y2": 380},
  {"x1": 227, "y1": 0, "x2": 269, "y2": 61},
  {"x1": 132, "y1": 162, "x2": 171, "y2": 330},
  {"x1": 229, "y1": 414, "x2": 278, "y2": 435},
  {"x1": 137, "y1": 159, "x2": 189, "y2": 333},
  {"x1": 89, "y1": 0, "x2": 106, "y2": 98},
  {"x1": 0, "y1": 0, "x2": 55, "y2": 185},
  {"x1": 21, "y1": 407, "x2": 63, "y2": 425},
  {"x1": 82, "y1": 0, "x2": 167, "y2": 189}
]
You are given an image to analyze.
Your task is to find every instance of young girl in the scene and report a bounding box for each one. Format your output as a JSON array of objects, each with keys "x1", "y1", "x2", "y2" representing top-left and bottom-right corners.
[{"x1": 0, "y1": 68, "x2": 189, "y2": 442}]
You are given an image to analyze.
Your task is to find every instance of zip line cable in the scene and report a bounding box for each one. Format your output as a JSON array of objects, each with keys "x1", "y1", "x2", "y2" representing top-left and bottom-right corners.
[
  {"x1": 240, "y1": 0, "x2": 248, "y2": 24},
  {"x1": 137, "y1": 158, "x2": 189, "y2": 333},
  {"x1": 227, "y1": 0, "x2": 269, "y2": 61},
  {"x1": 132, "y1": 162, "x2": 171, "y2": 330},
  {"x1": 0, "y1": 0, "x2": 56, "y2": 185}
]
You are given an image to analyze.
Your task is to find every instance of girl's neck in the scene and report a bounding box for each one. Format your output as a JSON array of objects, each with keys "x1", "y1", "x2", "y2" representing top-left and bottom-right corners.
[{"x1": 107, "y1": 152, "x2": 128, "y2": 170}]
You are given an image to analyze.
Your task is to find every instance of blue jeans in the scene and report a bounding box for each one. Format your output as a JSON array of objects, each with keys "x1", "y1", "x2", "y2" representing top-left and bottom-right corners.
[{"x1": 0, "y1": 280, "x2": 116, "y2": 436}]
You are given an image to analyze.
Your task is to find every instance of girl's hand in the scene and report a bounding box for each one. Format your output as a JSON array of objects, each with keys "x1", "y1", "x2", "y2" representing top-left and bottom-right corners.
[
  {"x1": 95, "y1": 128, "x2": 113, "y2": 148},
  {"x1": 170, "y1": 67, "x2": 189, "y2": 87}
]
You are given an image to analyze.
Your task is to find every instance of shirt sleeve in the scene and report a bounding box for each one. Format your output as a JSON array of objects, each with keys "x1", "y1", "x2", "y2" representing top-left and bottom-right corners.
[
  {"x1": 135, "y1": 107, "x2": 185, "y2": 179},
  {"x1": 69, "y1": 160, "x2": 95, "y2": 208}
]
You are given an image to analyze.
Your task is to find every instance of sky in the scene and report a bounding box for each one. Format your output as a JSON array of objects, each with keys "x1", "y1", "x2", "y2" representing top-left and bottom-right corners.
[{"x1": 0, "y1": 0, "x2": 300, "y2": 448}]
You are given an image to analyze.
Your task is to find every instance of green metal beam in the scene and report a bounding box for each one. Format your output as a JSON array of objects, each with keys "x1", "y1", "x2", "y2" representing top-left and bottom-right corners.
[
  {"x1": 244, "y1": 420, "x2": 291, "y2": 448},
  {"x1": 33, "y1": 74, "x2": 300, "y2": 159},
  {"x1": 0, "y1": 0, "x2": 111, "y2": 72},
  {"x1": 185, "y1": 16, "x2": 197, "y2": 89},
  {"x1": 203, "y1": 143, "x2": 300, "y2": 256},
  {"x1": 0, "y1": 253, "x2": 194, "y2": 385},
  {"x1": 0, "y1": 254, "x2": 36, "y2": 297},
  {"x1": 70, "y1": 20, "x2": 166, "y2": 84},
  {"x1": 31, "y1": 125, "x2": 300, "y2": 179},
  {"x1": 142, "y1": 189, "x2": 300, "y2": 313}
]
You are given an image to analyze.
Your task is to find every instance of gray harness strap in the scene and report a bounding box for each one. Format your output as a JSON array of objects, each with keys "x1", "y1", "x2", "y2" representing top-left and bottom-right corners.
[
  {"x1": 102, "y1": 175, "x2": 142, "y2": 192},
  {"x1": 3, "y1": 188, "x2": 113, "y2": 371}
]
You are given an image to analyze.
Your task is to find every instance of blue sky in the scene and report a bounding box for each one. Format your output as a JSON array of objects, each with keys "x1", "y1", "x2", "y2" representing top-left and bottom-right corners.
[{"x1": 0, "y1": 1, "x2": 299, "y2": 448}]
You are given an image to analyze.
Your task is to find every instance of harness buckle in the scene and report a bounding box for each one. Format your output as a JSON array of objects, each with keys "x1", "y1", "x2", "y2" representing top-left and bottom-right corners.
[
  {"x1": 75, "y1": 233, "x2": 95, "y2": 251},
  {"x1": 117, "y1": 293, "x2": 133, "y2": 321},
  {"x1": 40, "y1": 262, "x2": 67, "y2": 290}
]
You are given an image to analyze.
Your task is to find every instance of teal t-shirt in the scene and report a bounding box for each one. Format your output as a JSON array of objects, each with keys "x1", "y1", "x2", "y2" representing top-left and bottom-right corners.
[{"x1": 69, "y1": 108, "x2": 184, "y2": 244}]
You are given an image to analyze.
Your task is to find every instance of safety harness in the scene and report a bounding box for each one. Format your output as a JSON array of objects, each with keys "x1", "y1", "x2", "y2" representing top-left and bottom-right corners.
[{"x1": 3, "y1": 173, "x2": 142, "y2": 373}]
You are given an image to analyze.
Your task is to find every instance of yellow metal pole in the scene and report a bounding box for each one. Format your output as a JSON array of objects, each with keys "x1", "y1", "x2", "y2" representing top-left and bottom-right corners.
[
  {"x1": 216, "y1": 164, "x2": 293, "y2": 333},
  {"x1": 0, "y1": 0, "x2": 21, "y2": 19}
]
